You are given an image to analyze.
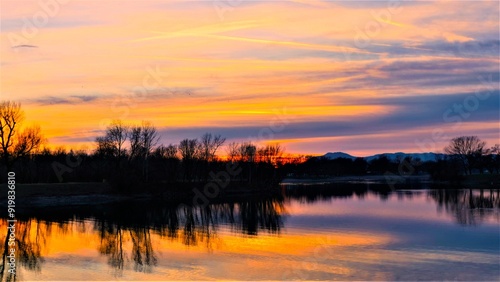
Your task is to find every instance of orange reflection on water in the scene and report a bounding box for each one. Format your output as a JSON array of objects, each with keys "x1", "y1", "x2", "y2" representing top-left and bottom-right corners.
[{"x1": 1, "y1": 217, "x2": 392, "y2": 281}]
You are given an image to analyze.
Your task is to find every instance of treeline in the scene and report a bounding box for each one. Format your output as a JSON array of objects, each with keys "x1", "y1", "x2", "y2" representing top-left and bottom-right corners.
[
  {"x1": 289, "y1": 136, "x2": 500, "y2": 181},
  {"x1": 0, "y1": 100, "x2": 296, "y2": 191},
  {"x1": 291, "y1": 155, "x2": 433, "y2": 178},
  {"x1": 3, "y1": 120, "x2": 295, "y2": 191},
  {"x1": 2, "y1": 101, "x2": 499, "y2": 189},
  {"x1": 4, "y1": 124, "x2": 499, "y2": 188}
]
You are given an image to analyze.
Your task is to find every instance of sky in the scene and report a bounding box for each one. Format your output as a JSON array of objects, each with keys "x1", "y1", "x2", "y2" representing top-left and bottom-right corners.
[{"x1": 1, "y1": 0, "x2": 499, "y2": 156}]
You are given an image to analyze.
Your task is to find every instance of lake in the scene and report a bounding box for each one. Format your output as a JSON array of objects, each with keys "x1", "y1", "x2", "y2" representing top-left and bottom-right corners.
[{"x1": 1, "y1": 184, "x2": 499, "y2": 281}]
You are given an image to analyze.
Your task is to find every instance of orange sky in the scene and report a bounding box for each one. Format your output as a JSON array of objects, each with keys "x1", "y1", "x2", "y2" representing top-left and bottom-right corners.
[{"x1": 1, "y1": 0, "x2": 499, "y2": 156}]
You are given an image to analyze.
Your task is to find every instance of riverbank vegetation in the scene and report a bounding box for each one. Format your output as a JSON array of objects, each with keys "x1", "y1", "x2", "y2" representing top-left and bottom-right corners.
[{"x1": 1, "y1": 101, "x2": 499, "y2": 192}]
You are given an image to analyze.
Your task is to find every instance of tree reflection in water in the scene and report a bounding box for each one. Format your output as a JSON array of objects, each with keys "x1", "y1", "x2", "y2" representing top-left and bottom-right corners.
[
  {"x1": 0, "y1": 219, "x2": 46, "y2": 282},
  {"x1": 0, "y1": 186, "x2": 498, "y2": 278},
  {"x1": 96, "y1": 221, "x2": 125, "y2": 271},
  {"x1": 130, "y1": 227, "x2": 157, "y2": 272},
  {"x1": 283, "y1": 183, "x2": 500, "y2": 225},
  {"x1": 93, "y1": 196, "x2": 285, "y2": 273},
  {"x1": 428, "y1": 189, "x2": 500, "y2": 225}
]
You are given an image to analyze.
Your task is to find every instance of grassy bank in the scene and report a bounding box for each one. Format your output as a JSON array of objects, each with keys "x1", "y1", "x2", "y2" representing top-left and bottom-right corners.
[
  {"x1": 3, "y1": 175, "x2": 498, "y2": 208},
  {"x1": 1, "y1": 182, "x2": 281, "y2": 208}
]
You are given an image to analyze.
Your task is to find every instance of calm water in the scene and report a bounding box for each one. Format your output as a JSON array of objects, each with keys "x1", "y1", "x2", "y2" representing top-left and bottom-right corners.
[{"x1": 1, "y1": 185, "x2": 499, "y2": 281}]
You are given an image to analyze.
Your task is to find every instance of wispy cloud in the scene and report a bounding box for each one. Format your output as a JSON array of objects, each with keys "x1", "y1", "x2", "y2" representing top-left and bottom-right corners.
[
  {"x1": 12, "y1": 44, "x2": 38, "y2": 48},
  {"x1": 32, "y1": 95, "x2": 101, "y2": 105}
]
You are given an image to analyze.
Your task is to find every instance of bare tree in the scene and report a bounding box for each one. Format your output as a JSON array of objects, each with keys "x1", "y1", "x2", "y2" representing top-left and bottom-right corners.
[
  {"x1": 199, "y1": 133, "x2": 226, "y2": 162},
  {"x1": 154, "y1": 144, "x2": 178, "y2": 159},
  {"x1": 164, "y1": 144, "x2": 178, "y2": 159},
  {"x1": 226, "y1": 142, "x2": 240, "y2": 162},
  {"x1": 129, "y1": 126, "x2": 142, "y2": 160},
  {"x1": 178, "y1": 139, "x2": 199, "y2": 161},
  {"x1": 444, "y1": 136, "x2": 487, "y2": 175},
  {"x1": 257, "y1": 144, "x2": 284, "y2": 166},
  {"x1": 0, "y1": 101, "x2": 44, "y2": 170},
  {"x1": 238, "y1": 142, "x2": 256, "y2": 163},
  {"x1": 95, "y1": 137, "x2": 112, "y2": 156},
  {"x1": 238, "y1": 142, "x2": 257, "y2": 183},
  {"x1": 178, "y1": 139, "x2": 200, "y2": 181},
  {"x1": 13, "y1": 125, "x2": 43, "y2": 158},
  {"x1": 489, "y1": 144, "x2": 500, "y2": 174},
  {"x1": 95, "y1": 120, "x2": 129, "y2": 169},
  {"x1": 141, "y1": 121, "x2": 159, "y2": 158},
  {"x1": 491, "y1": 144, "x2": 500, "y2": 154},
  {"x1": 129, "y1": 122, "x2": 159, "y2": 160},
  {"x1": 108, "y1": 120, "x2": 129, "y2": 160},
  {"x1": 128, "y1": 121, "x2": 159, "y2": 181}
]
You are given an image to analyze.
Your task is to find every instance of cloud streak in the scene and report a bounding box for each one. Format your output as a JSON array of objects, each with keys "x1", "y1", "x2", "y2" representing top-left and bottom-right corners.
[{"x1": 32, "y1": 95, "x2": 101, "y2": 105}]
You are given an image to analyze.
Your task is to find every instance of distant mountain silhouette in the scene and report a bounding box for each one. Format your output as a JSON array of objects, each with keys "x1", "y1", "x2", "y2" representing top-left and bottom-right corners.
[
  {"x1": 323, "y1": 152, "x2": 445, "y2": 162},
  {"x1": 323, "y1": 152, "x2": 356, "y2": 160}
]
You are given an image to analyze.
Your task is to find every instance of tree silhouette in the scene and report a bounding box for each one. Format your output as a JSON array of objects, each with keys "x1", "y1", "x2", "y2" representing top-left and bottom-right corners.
[
  {"x1": 225, "y1": 142, "x2": 239, "y2": 162},
  {"x1": 444, "y1": 136, "x2": 486, "y2": 174},
  {"x1": 154, "y1": 144, "x2": 178, "y2": 159},
  {"x1": 178, "y1": 139, "x2": 200, "y2": 181},
  {"x1": 129, "y1": 121, "x2": 159, "y2": 161},
  {"x1": 257, "y1": 144, "x2": 284, "y2": 166},
  {"x1": 238, "y1": 142, "x2": 256, "y2": 163},
  {"x1": 199, "y1": 133, "x2": 226, "y2": 162},
  {"x1": 128, "y1": 121, "x2": 159, "y2": 181},
  {"x1": 239, "y1": 142, "x2": 257, "y2": 183},
  {"x1": 488, "y1": 144, "x2": 500, "y2": 174},
  {"x1": 178, "y1": 139, "x2": 199, "y2": 161},
  {"x1": 95, "y1": 120, "x2": 128, "y2": 166},
  {"x1": 0, "y1": 101, "x2": 44, "y2": 171}
]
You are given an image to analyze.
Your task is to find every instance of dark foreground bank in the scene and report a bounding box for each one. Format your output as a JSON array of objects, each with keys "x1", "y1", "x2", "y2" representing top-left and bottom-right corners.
[{"x1": 2, "y1": 173, "x2": 499, "y2": 209}]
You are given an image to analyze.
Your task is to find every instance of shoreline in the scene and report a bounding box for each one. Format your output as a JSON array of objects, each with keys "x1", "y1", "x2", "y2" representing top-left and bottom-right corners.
[
  {"x1": 0, "y1": 182, "x2": 282, "y2": 208},
  {"x1": 281, "y1": 174, "x2": 432, "y2": 185},
  {"x1": 2, "y1": 174, "x2": 499, "y2": 208}
]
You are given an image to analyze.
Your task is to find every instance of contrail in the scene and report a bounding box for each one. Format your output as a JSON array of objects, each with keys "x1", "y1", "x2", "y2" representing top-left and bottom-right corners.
[{"x1": 136, "y1": 31, "x2": 371, "y2": 55}]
